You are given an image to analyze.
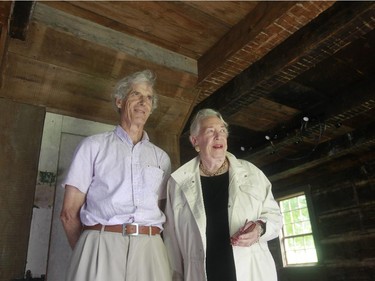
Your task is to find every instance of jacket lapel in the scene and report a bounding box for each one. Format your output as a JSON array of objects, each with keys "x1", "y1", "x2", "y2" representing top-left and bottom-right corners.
[{"x1": 178, "y1": 157, "x2": 207, "y2": 250}]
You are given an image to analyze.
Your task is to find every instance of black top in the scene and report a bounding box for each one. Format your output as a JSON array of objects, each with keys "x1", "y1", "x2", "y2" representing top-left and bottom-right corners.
[{"x1": 201, "y1": 171, "x2": 237, "y2": 281}]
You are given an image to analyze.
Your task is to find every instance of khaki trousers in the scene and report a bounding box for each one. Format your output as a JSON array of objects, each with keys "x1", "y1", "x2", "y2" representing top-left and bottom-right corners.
[{"x1": 65, "y1": 229, "x2": 172, "y2": 281}]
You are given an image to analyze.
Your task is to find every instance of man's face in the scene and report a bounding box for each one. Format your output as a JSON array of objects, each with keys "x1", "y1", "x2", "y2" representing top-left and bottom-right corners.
[{"x1": 116, "y1": 82, "x2": 154, "y2": 127}]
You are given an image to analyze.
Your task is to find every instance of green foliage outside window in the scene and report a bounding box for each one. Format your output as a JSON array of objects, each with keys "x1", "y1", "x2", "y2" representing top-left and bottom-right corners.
[{"x1": 279, "y1": 194, "x2": 318, "y2": 265}]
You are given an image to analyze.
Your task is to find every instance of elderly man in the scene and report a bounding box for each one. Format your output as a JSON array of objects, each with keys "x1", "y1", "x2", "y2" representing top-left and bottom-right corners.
[{"x1": 60, "y1": 70, "x2": 171, "y2": 281}]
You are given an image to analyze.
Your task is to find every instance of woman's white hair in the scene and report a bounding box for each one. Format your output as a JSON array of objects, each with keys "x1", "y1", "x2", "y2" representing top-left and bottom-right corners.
[{"x1": 189, "y1": 108, "x2": 229, "y2": 138}]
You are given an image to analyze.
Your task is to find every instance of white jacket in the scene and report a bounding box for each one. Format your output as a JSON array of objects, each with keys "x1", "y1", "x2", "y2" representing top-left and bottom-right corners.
[{"x1": 163, "y1": 152, "x2": 283, "y2": 281}]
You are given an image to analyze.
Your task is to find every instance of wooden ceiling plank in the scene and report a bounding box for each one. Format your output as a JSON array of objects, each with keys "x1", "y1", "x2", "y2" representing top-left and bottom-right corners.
[
  {"x1": 193, "y1": 1, "x2": 336, "y2": 105},
  {"x1": 198, "y1": 1, "x2": 298, "y2": 82},
  {"x1": 33, "y1": 2, "x2": 197, "y2": 75},
  {"x1": 198, "y1": 1, "x2": 334, "y2": 86},
  {"x1": 1, "y1": 52, "x2": 112, "y2": 104},
  {"x1": 1, "y1": 52, "x2": 193, "y2": 135},
  {"x1": 146, "y1": 95, "x2": 192, "y2": 132},
  {"x1": 183, "y1": 1, "x2": 258, "y2": 26},
  {"x1": 75, "y1": 1, "x2": 230, "y2": 57},
  {"x1": 244, "y1": 82, "x2": 375, "y2": 167},
  {"x1": 262, "y1": 128, "x2": 374, "y2": 180},
  {"x1": 242, "y1": 50, "x2": 375, "y2": 165},
  {"x1": 182, "y1": 2, "x2": 375, "y2": 140},
  {"x1": 228, "y1": 97, "x2": 300, "y2": 131},
  {"x1": 9, "y1": 19, "x2": 198, "y2": 102},
  {"x1": 10, "y1": 21, "x2": 125, "y2": 79},
  {"x1": 205, "y1": 2, "x2": 375, "y2": 117},
  {"x1": 42, "y1": 1, "x2": 196, "y2": 59}
]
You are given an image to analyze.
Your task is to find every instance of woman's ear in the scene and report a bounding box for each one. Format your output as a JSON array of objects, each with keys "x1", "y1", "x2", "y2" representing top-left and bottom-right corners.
[
  {"x1": 190, "y1": 136, "x2": 200, "y2": 153},
  {"x1": 189, "y1": 135, "x2": 197, "y2": 147}
]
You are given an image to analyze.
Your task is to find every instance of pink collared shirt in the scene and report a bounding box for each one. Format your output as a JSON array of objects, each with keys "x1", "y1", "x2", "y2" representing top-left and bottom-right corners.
[{"x1": 62, "y1": 125, "x2": 171, "y2": 229}]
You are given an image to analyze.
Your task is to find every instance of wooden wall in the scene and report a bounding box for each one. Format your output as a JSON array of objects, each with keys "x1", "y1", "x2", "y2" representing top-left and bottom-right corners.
[
  {"x1": 148, "y1": 130, "x2": 180, "y2": 172},
  {"x1": 270, "y1": 152, "x2": 375, "y2": 281},
  {"x1": 0, "y1": 99, "x2": 45, "y2": 281}
]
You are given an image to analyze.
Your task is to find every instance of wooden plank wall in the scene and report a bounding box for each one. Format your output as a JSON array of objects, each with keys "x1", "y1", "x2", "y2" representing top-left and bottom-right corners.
[
  {"x1": 269, "y1": 152, "x2": 375, "y2": 281},
  {"x1": 0, "y1": 99, "x2": 45, "y2": 281}
]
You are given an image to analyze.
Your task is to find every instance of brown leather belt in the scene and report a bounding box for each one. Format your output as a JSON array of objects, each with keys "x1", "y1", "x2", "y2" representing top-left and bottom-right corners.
[{"x1": 83, "y1": 223, "x2": 161, "y2": 236}]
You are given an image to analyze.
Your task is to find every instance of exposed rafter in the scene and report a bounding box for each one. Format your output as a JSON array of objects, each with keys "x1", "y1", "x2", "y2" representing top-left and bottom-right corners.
[
  {"x1": 191, "y1": 2, "x2": 375, "y2": 121},
  {"x1": 178, "y1": 2, "x2": 375, "y2": 170},
  {"x1": 9, "y1": 1, "x2": 35, "y2": 40},
  {"x1": 244, "y1": 80, "x2": 375, "y2": 165}
]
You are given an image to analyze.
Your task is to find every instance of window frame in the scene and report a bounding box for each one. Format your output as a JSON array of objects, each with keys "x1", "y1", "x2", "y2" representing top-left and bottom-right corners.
[{"x1": 276, "y1": 185, "x2": 321, "y2": 267}]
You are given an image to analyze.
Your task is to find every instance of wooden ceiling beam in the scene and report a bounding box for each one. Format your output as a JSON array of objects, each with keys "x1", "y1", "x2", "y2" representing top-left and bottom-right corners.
[
  {"x1": 181, "y1": 1, "x2": 375, "y2": 162},
  {"x1": 264, "y1": 121, "x2": 375, "y2": 180},
  {"x1": 193, "y1": 1, "x2": 375, "y2": 119},
  {"x1": 0, "y1": 1, "x2": 13, "y2": 87},
  {"x1": 197, "y1": 1, "x2": 296, "y2": 81},
  {"x1": 33, "y1": 3, "x2": 197, "y2": 75},
  {"x1": 243, "y1": 79, "x2": 375, "y2": 165},
  {"x1": 268, "y1": 136, "x2": 375, "y2": 189},
  {"x1": 195, "y1": 1, "x2": 334, "y2": 102},
  {"x1": 9, "y1": 1, "x2": 35, "y2": 40}
]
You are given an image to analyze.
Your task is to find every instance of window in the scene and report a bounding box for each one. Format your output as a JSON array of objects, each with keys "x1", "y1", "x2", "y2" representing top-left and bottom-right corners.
[{"x1": 278, "y1": 193, "x2": 318, "y2": 266}]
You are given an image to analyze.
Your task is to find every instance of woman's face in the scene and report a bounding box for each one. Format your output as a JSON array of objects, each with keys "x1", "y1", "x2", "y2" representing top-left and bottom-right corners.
[{"x1": 192, "y1": 116, "x2": 228, "y2": 161}]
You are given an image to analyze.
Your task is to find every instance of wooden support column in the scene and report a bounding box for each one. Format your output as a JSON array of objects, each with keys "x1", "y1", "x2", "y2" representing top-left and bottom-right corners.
[
  {"x1": 0, "y1": 1, "x2": 13, "y2": 87},
  {"x1": 0, "y1": 98, "x2": 45, "y2": 280}
]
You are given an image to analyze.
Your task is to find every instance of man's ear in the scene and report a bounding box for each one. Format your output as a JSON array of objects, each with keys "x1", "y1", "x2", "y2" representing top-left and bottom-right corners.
[{"x1": 115, "y1": 98, "x2": 122, "y2": 109}]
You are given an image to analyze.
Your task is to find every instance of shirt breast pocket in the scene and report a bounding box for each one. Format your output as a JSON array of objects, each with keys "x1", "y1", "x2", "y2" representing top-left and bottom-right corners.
[{"x1": 143, "y1": 166, "x2": 164, "y2": 194}]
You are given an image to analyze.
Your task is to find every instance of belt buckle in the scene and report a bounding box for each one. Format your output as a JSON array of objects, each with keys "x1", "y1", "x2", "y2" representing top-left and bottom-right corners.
[{"x1": 123, "y1": 223, "x2": 139, "y2": 236}]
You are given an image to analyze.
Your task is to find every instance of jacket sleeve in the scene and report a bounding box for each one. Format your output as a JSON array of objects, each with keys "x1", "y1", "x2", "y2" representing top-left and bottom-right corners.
[
  {"x1": 257, "y1": 169, "x2": 283, "y2": 242},
  {"x1": 163, "y1": 178, "x2": 184, "y2": 281}
]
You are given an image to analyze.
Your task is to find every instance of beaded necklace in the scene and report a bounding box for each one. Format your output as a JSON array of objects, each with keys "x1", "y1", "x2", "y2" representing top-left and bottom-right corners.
[{"x1": 199, "y1": 158, "x2": 228, "y2": 177}]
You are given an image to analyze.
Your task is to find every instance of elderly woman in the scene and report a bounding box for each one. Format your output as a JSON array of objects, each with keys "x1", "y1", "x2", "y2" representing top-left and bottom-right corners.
[{"x1": 163, "y1": 108, "x2": 282, "y2": 281}]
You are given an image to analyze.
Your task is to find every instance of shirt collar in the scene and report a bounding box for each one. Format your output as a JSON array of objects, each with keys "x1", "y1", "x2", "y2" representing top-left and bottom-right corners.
[{"x1": 114, "y1": 125, "x2": 149, "y2": 145}]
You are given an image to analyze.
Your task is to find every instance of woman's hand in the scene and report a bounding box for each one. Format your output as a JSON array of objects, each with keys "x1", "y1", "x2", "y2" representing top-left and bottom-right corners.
[{"x1": 230, "y1": 220, "x2": 261, "y2": 247}]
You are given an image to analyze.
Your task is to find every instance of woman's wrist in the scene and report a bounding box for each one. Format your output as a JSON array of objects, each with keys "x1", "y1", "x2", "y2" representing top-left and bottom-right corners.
[{"x1": 255, "y1": 220, "x2": 265, "y2": 238}]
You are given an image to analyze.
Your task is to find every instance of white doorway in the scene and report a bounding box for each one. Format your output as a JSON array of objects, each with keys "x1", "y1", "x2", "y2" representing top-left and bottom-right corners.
[
  {"x1": 26, "y1": 113, "x2": 114, "y2": 280},
  {"x1": 46, "y1": 133, "x2": 84, "y2": 281}
]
